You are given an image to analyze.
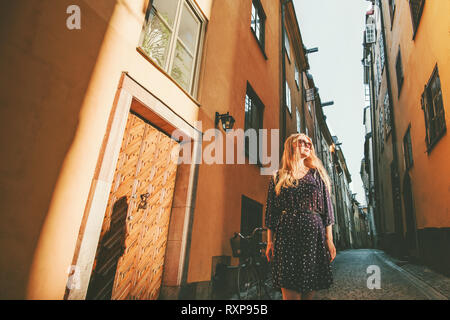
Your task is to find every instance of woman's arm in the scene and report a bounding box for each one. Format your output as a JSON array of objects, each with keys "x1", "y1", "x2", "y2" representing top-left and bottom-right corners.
[
  {"x1": 266, "y1": 228, "x2": 275, "y2": 262},
  {"x1": 267, "y1": 228, "x2": 274, "y2": 244},
  {"x1": 325, "y1": 225, "x2": 333, "y2": 241}
]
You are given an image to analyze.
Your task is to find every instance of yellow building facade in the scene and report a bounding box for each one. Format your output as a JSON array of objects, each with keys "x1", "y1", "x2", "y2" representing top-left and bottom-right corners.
[{"x1": 379, "y1": 0, "x2": 449, "y2": 273}]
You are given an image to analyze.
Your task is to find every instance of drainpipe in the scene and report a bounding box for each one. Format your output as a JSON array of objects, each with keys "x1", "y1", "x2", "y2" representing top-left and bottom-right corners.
[{"x1": 301, "y1": 70, "x2": 306, "y2": 135}]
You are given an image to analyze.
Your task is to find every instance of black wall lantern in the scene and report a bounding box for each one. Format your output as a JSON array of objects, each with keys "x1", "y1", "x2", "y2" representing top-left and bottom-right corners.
[{"x1": 215, "y1": 112, "x2": 235, "y2": 131}]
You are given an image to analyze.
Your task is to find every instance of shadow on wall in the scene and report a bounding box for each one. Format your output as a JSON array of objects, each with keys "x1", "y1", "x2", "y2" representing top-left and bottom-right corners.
[
  {"x1": 86, "y1": 196, "x2": 128, "y2": 300},
  {"x1": 0, "y1": 0, "x2": 117, "y2": 299}
]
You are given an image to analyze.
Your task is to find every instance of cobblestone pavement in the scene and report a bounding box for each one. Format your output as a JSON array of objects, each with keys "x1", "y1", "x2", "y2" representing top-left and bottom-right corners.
[{"x1": 260, "y1": 249, "x2": 449, "y2": 300}]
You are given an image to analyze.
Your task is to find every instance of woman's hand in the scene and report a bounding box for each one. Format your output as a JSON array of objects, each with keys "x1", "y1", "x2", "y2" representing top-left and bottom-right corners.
[
  {"x1": 266, "y1": 241, "x2": 274, "y2": 262},
  {"x1": 326, "y1": 239, "x2": 336, "y2": 262}
]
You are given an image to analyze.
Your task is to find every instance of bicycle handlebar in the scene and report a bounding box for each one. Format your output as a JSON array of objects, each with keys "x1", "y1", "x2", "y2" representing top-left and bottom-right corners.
[{"x1": 234, "y1": 227, "x2": 267, "y2": 241}]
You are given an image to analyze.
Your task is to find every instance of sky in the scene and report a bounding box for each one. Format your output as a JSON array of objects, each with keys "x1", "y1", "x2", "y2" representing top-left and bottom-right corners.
[{"x1": 293, "y1": 0, "x2": 370, "y2": 205}]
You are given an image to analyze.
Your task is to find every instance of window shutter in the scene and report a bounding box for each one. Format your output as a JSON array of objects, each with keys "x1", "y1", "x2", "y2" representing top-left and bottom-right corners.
[{"x1": 421, "y1": 89, "x2": 431, "y2": 147}]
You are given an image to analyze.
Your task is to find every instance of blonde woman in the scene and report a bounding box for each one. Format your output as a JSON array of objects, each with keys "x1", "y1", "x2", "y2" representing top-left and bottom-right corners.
[{"x1": 265, "y1": 133, "x2": 336, "y2": 300}]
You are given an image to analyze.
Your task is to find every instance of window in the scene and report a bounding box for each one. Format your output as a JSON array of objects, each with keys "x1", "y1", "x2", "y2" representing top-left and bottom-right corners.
[
  {"x1": 365, "y1": 24, "x2": 376, "y2": 44},
  {"x1": 421, "y1": 65, "x2": 446, "y2": 152},
  {"x1": 403, "y1": 126, "x2": 414, "y2": 170},
  {"x1": 384, "y1": 92, "x2": 392, "y2": 135},
  {"x1": 251, "y1": 0, "x2": 266, "y2": 52},
  {"x1": 285, "y1": 81, "x2": 291, "y2": 114},
  {"x1": 409, "y1": 0, "x2": 425, "y2": 38},
  {"x1": 295, "y1": 65, "x2": 300, "y2": 89},
  {"x1": 389, "y1": 0, "x2": 396, "y2": 25},
  {"x1": 139, "y1": 0, "x2": 204, "y2": 96},
  {"x1": 296, "y1": 108, "x2": 301, "y2": 133},
  {"x1": 395, "y1": 48, "x2": 404, "y2": 95},
  {"x1": 245, "y1": 83, "x2": 264, "y2": 164},
  {"x1": 284, "y1": 29, "x2": 291, "y2": 62}
]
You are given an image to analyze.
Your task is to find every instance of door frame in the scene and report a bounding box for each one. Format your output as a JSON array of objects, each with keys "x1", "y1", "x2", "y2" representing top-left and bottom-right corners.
[{"x1": 65, "y1": 72, "x2": 202, "y2": 299}]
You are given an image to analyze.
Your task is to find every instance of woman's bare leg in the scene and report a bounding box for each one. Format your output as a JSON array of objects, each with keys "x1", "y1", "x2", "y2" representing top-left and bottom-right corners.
[
  {"x1": 302, "y1": 290, "x2": 315, "y2": 300},
  {"x1": 281, "y1": 288, "x2": 302, "y2": 300}
]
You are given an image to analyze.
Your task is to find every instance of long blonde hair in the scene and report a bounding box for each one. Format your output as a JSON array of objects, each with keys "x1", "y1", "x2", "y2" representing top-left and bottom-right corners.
[{"x1": 273, "y1": 133, "x2": 332, "y2": 196}]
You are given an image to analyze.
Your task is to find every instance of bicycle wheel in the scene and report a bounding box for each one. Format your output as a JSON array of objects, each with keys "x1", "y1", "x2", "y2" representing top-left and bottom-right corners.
[
  {"x1": 253, "y1": 261, "x2": 273, "y2": 300},
  {"x1": 237, "y1": 265, "x2": 261, "y2": 300}
]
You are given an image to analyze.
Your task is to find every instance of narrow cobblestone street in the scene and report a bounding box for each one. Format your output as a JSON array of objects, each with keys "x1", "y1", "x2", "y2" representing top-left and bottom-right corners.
[{"x1": 262, "y1": 249, "x2": 449, "y2": 300}]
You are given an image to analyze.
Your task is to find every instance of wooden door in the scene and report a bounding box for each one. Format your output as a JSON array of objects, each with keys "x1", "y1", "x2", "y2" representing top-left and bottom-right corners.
[{"x1": 86, "y1": 112, "x2": 180, "y2": 300}]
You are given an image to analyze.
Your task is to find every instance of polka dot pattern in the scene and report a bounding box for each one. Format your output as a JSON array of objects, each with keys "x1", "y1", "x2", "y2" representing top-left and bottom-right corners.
[{"x1": 264, "y1": 168, "x2": 335, "y2": 293}]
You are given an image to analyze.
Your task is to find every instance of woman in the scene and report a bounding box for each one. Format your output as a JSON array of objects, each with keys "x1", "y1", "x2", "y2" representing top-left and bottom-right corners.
[{"x1": 265, "y1": 133, "x2": 336, "y2": 300}]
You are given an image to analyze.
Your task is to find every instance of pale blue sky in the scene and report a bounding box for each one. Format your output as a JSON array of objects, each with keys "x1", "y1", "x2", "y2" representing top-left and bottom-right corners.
[{"x1": 293, "y1": 0, "x2": 370, "y2": 205}]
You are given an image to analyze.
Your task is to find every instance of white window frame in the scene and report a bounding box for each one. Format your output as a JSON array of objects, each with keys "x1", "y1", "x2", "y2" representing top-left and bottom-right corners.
[
  {"x1": 286, "y1": 81, "x2": 291, "y2": 113},
  {"x1": 284, "y1": 29, "x2": 291, "y2": 62},
  {"x1": 138, "y1": 0, "x2": 206, "y2": 98}
]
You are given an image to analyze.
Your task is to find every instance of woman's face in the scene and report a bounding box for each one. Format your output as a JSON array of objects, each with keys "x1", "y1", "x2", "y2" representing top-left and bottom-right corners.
[{"x1": 294, "y1": 137, "x2": 312, "y2": 158}]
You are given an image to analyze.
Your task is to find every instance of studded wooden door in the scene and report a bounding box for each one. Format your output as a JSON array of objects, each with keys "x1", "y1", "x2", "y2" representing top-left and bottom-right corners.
[{"x1": 87, "y1": 112, "x2": 180, "y2": 300}]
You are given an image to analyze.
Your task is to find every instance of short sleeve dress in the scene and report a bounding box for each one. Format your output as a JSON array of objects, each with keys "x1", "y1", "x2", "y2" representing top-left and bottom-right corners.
[{"x1": 264, "y1": 168, "x2": 334, "y2": 293}]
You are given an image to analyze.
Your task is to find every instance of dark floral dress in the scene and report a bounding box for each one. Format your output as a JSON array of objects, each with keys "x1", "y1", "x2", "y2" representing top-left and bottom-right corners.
[{"x1": 264, "y1": 168, "x2": 335, "y2": 293}]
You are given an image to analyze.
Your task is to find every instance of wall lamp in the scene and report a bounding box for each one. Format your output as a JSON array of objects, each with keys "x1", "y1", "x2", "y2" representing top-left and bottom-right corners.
[{"x1": 215, "y1": 112, "x2": 235, "y2": 131}]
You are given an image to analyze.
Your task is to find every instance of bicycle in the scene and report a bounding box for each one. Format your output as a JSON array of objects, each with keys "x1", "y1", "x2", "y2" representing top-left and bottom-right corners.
[{"x1": 229, "y1": 227, "x2": 274, "y2": 300}]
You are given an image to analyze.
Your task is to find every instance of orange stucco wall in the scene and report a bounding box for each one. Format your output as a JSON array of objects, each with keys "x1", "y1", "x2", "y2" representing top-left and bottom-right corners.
[
  {"x1": 186, "y1": 0, "x2": 282, "y2": 283},
  {"x1": 0, "y1": 0, "x2": 212, "y2": 299},
  {"x1": 382, "y1": 0, "x2": 450, "y2": 230}
]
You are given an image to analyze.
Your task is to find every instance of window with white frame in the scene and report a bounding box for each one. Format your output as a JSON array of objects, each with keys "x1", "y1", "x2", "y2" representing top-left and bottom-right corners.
[
  {"x1": 284, "y1": 29, "x2": 291, "y2": 61},
  {"x1": 295, "y1": 65, "x2": 300, "y2": 89},
  {"x1": 296, "y1": 108, "x2": 301, "y2": 133},
  {"x1": 286, "y1": 81, "x2": 291, "y2": 114},
  {"x1": 365, "y1": 24, "x2": 376, "y2": 44},
  {"x1": 251, "y1": 0, "x2": 266, "y2": 50},
  {"x1": 139, "y1": 0, "x2": 204, "y2": 95}
]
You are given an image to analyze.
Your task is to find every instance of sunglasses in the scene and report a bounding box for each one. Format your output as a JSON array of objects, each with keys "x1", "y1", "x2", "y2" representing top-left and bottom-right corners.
[{"x1": 295, "y1": 139, "x2": 312, "y2": 149}]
